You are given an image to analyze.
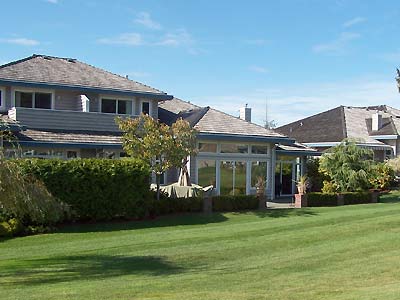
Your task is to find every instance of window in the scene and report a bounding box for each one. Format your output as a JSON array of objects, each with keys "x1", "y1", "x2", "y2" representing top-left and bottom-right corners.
[
  {"x1": 198, "y1": 160, "x2": 216, "y2": 187},
  {"x1": 220, "y1": 161, "x2": 246, "y2": 195},
  {"x1": 101, "y1": 98, "x2": 132, "y2": 114},
  {"x1": 251, "y1": 161, "x2": 267, "y2": 187},
  {"x1": 142, "y1": 101, "x2": 150, "y2": 115},
  {"x1": 15, "y1": 91, "x2": 52, "y2": 109},
  {"x1": 220, "y1": 143, "x2": 248, "y2": 154},
  {"x1": 0, "y1": 87, "x2": 4, "y2": 109},
  {"x1": 252, "y1": 145, "x2": 268, "y2": 154},
  {"x1": 67, "y1": 151, "x2": 78, "y2": 159},
  {"x1": 198, "y1": 143, "x2": 217, "y2": 153}
]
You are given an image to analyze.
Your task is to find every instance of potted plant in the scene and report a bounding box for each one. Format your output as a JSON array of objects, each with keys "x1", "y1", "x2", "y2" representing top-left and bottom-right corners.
[
  {"x1": 294, "y1": 175, "x2": 309, "y2": 208},
  {"x1": 255, "y1": 176, "x2": 267, "y2": 210}
]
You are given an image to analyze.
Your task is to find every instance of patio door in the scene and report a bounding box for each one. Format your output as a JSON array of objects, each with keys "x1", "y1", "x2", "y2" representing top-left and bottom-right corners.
[
  {"x1": 220, "y1": 161, "x2": 247, "y2": 195},
  {"x1": 275, "y1": 161, "x2": 295, "y2": 197}
]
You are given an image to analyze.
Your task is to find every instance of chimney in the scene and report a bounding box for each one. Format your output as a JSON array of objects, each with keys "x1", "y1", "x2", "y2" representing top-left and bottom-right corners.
[
  {"x1": 372, "y1": 112, "x2": 382, "y2": 131},
  {"x1": 240, "y1": 104, "x2": 251, "y2": 122}
]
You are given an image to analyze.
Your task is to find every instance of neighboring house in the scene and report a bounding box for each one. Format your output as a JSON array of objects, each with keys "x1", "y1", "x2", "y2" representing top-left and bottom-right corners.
[
  {"x1": 277, "y1": 105, "x2": 400, "y2": 161},
  {"x1": 159, "y1": 98, "x2": 317, "y2": 198},
  {"x1": 0, "y1": 54, "x2": 317, "y2": 199}
]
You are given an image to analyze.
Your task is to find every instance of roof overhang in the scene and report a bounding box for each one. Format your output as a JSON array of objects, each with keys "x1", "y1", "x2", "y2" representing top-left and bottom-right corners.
[
  {"x1": 304, "y1": 142, "x2": 393, "y2": 150},
  {"x1": 276, "y1": 149, "x2": 322, "y2": 156},
  {"x1": 198, "y1": 132, "x2": 295, "y2": 145},
  {"x1": 9, "y1": 140, "x2": 122, "y2": 149},
  {"x1": 0, "y1": 79, "x2": 174, "y2": 101},
  {"x1": 370, "y1": 134, "x2": 399, "y2": 140}
]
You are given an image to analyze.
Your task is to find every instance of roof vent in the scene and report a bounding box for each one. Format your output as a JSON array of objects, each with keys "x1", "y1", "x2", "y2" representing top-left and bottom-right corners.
[
  {"x1": 43, "y1": 56, "x2": 52, "y2": 60},
  {"x1": 67, "y1": 58, "x2": 76, "y2": 63}
]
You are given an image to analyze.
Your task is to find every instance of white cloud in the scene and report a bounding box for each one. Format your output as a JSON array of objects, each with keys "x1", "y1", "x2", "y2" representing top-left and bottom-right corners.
[
  {"x1": 312, "y1": 32, "x2": 360, "y2": 55},
  {"x1": 97, "y1": 33, "x2": 143, "y2": 46},
  {"x1": 134, "y1": 12, "x2": 162, "y2": 30},
  {"x1": 189, "y1": 78, "x2": 400, "y2": 126},
  {"x1": 156, "y1": 29, "x2": 193, "y2": 47},
  {"x1": 343, "y1": 17, "x2": 366, "y2": 28},
  {"x1": 248, "y1": 65, "x2": 268, "y2": 73},
  {"x1": 0, "y1": 38, "x2": 40, "y2": 46}
]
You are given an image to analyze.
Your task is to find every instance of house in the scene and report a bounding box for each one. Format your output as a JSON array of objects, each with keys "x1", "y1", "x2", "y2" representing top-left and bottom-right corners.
[
  {"x1": 0, "y1": 54, "x2": 317, "y2": 199},
  {"x1": 277, "y1": 105, "x2": 400, "y2": 161}
]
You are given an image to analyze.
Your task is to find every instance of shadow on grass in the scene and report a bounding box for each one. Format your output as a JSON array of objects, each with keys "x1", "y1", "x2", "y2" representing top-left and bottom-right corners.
[
  {"x1": 379, "y1": 192, "x2": 400, "y2": 203},
  {"x1": 0, "y1": 254, "x2": 183, "y2": 286},
  {"x1": 231, "y1": 208, "x2": 318, "y2": 218},
  {"x1": 59, "y1": 213, "x2": 228, "y2": 234}
]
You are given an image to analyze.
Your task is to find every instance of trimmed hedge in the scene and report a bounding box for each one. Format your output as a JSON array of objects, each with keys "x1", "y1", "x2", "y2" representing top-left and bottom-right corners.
[
  {"x1": 16, "y1": 159, "x2": 150, "y2": 221},
  {"x1": 306, "y1": 192, "x2": 376, "y2": 207},
  {"x1": 150, "y1": 194, "x2": 202, "y2": 215},
  {"x1": 342, "y1": 192, "x2": 372, "y2": 205},
  {"x1": 307, "y1": 193, "x2": 338, "y2": 207},
  {"x1": 212, "y1": 195, "x2": 258, "y2": 212}
]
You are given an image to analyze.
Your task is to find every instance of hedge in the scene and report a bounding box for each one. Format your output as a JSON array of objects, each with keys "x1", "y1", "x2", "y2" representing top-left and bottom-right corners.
[
  {"x1": 307, "y1": 193, "x2": 338, "y2": 207},
  {"x1": 306, "y1": 192, "x2": 375, "y2": 207},
  {"x1": 16, "y1": 159, "x2": 151, "y2": 221},
  {"x1": 342, "y1": 192, "x2": 372, "y2": 205},
  {"x1": 212, "y1": 195, "x2": 258, "y2": 212}
]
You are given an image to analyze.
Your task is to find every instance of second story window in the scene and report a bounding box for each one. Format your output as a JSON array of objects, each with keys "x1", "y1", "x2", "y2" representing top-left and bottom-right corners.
[
  {"x1": 101, "y1": 98, "x2": 132, "y2": 114},
  {"x1": 15, "y1": 91, "x2": 52, "y2": 109},
  {"x1": 141, "y1": 101, "x2": 150, "y2": 115}
]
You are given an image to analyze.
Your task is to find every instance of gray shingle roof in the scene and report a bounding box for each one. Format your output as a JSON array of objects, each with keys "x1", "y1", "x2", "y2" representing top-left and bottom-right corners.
[
  {"x1": 277, "y1": 105, "x2": 400, "y2": 145},
  {"x1": 15, "y1": 129, "x2": 121, "y2": 145},
  {"x1": 0, "y1": 54, "x2": 170, "y2": 96},
  {"x1": 159, "y1": 98, "x2": 285, "y2": 138}
]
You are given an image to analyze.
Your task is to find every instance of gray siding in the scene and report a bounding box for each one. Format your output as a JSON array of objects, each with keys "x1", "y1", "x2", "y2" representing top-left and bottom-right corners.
[
  {"x1": 54, "y1": 90, "x2": 81, "y2": 111},
  {"x1": 9, "y1": 107, "x2": 137, "y2": 132}
]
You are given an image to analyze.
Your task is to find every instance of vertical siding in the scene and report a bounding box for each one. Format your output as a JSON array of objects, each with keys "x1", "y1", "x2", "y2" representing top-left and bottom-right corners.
[
  {"x1": 189, "y1": 154, "x2": 197, "y2": 184},
  {"x1": 166, "y1": 168, "x2": 179, "y2": 184}
]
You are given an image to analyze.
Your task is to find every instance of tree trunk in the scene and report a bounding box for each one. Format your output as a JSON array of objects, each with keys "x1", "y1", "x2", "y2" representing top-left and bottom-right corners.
[{"x1": 156, "y1": 173, "x2": 161, "y2": 201}]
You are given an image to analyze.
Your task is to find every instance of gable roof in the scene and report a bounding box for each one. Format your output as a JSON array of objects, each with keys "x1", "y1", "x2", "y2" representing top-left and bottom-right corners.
[
  {"x1": 0, "y1": 54, "x2": 172, "y2": 99},
  {"x1": 277, "y1": 105, "x2": 400, "y2": 145},
  {"x1": 159, "y1": 98, "x2": 292, "y2": 143}
]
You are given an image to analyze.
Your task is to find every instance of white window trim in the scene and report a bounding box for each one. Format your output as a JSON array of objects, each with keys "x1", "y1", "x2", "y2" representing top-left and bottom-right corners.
[
  {"x1": 139, "y1": 99, "x2": 152, "y2": 116},
  {"x1": 99, "y1": 95, "x2": 134, "y2": 115},
  {"x1": 11, "y1": 87, "x2": 55, "y2": 109},
  {"x1": 0, "y1": 86, "x2": 5, "y2": 110}
]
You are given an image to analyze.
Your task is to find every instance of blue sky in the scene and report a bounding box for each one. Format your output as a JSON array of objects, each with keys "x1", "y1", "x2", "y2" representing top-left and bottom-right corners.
[{"x1": 1, "y1": 0, "x2": 400, "y2": 126}]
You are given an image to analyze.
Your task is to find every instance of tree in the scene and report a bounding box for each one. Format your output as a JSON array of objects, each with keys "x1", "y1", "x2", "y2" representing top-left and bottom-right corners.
[
  {"x1": 319, "y1": 140, "x2": 374, "y2": 192},
  {"x1": 117, "y1": 114, "x2": 197, "y2": 200}
]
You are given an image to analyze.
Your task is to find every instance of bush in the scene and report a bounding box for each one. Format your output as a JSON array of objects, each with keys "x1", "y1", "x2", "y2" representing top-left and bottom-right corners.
[
  {"x1": 369, "y1": 163, "x2": 395, "y2": 190},
  {"x1": 149, "y1": 192, "x2": 202, "y2": 215},
  {"x1": 0, "y1": 160, "x2": 68, "y2": 227},
  {"x1": 307, "y1": 193, "x2": 338, "y2": 207},
  {"x1": 212, "y1": 195, "x2": 258, "y2": 212},
  {"x1": 16, "y1": 158, "x2": 150, "y2": 221},
  {"x1": 306, "y1": 158, "x2": 327, "y2": 192},
  {"x1": 0, "y1": 218, "x2": 23, "y2": 237},
  {"x1": 342, "y1": 192, "x2": 372, "y2": 205}
]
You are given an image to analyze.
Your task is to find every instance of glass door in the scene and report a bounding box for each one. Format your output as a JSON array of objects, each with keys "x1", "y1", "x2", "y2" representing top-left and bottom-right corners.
[{"x1": 220, "y1": 161, "x2": 247, "y2": 195}]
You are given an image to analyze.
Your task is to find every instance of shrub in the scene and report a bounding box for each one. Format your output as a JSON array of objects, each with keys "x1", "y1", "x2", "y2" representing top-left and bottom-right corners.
[
  {"x1": 306, "y1": 158, "x2": 327, "y2": 192},
  {"x1": 342, "y1": 192, "x2": 372, "y2": 205},
  {"x1": 369, "y1": 163, "x2": 395, "y2": 190},
  {"x1": 16, "y1": 158, "x2": 150, "y2": 221},
  {"x1": 212, "y1": 195, "x2": 258, "y2": 212},
  {"x1": 149, "y1": 192, "x2": 202, "y2": 215},
  {"x1": 307, "y1": 192, "x2": 338, "y2": 207},
  {"x1": 0, "y1": 160, "x2": 68, "y2": 227}
]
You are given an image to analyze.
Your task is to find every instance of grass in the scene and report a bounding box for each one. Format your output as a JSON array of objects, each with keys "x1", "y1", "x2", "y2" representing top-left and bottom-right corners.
[{"x1": 1, "y1": 191, "x2": 400, "y2": 299}]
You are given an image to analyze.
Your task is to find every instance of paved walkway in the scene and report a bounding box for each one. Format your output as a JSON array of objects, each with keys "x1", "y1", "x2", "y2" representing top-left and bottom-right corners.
[{"x1": 267, "y1": 197, "x2": 295, "y2": 209}]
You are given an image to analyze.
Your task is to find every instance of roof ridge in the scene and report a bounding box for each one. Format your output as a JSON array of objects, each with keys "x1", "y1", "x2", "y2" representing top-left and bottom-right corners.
[{"x1": 207, "y1": 106, "x2": 283, "y2": 136}]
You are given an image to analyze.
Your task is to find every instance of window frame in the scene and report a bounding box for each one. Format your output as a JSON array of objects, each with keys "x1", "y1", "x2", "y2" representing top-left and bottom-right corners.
[
  {"x1": 12, "y1": 87, "x2": 55, "y2": 109},
  {"x1": 0, "y1": 86, "x2": 5, "y2": 110},
  {"x1": 99, "y1": 96, "x2": 134, "y2": 115},
  {"x1": 139, "y1": 99, "x2": 152, "y2": 115}
]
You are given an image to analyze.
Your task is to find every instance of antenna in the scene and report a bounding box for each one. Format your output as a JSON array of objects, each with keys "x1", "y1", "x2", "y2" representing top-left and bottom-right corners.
[{"x1": 265, "y1": 97, "x2": 269, "y2": 129}]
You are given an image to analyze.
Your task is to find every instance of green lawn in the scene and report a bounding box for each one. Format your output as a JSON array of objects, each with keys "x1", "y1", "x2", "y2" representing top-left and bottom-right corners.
[{"x1": 1, "y1": 192, "x2": 400, "y2": 300}]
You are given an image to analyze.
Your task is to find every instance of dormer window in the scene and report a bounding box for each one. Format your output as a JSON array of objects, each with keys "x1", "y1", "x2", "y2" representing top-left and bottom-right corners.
[
  {"x1": 101, "y1": 98, "x2": 133, "y2": 115},
  {"x1": 141, "y1": 101, "x2": 150, "y2": 115},
  {"x1": 15, "y1": 91, "x2": 52, "y2": 109}
]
